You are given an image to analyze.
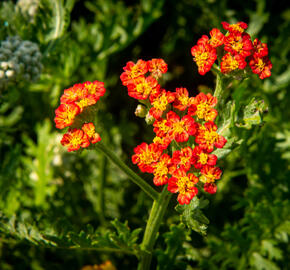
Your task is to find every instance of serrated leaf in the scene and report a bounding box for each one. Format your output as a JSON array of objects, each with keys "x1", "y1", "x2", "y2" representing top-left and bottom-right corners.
[
  {"x1": 175, "y1": 197, "x2": 209, "y2": 236},
  {"x1": 250, "y1": 252, "x2": 280, "y2": 270}
]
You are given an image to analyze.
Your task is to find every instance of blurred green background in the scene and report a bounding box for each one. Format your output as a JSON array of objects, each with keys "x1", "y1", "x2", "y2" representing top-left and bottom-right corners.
[{"x1": 0, "y1": 0, "x2": 289, "y2": 269}]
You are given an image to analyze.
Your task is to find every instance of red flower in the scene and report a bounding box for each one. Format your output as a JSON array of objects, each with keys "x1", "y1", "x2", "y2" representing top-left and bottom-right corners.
[
  {"x1": 147, "y1": 58, "x2": 168, "y2": 78},
  {"x1": 149, "y1": 89, "x2": 175, "y2": 119},
  {"x1": 188, "y1": 92, "x2": 218, "y2": 122},
  {"x1": 153, "y1": 118, "x2": 171, "y2": 138},
  {"x1": 83, "y1": 80, "x2": 106, "y2": 99},
  {"x1": 209, "y1": 28, "x2": 225, "y2": 48},
  {"x1": 152, "y1": 154, "x2": 171, "y2": 186},
  {"x1": 224, "y1": 32, "x2": 253, "y2": 58},
  {"x1": 167, "y1": 111, "x2": 198, "y2": 143},
  {"x1": 252, "y1": 38, "x2": 268, "y2": 58},
  {"x1": 200, "y1": 165, "x2": 222, "y2": 183},
  {"x1": 173, "y1": 87, "x2": 194, "y2": 111},
  {"x1": 191, "y1": 36, "x2": 217, "y2": 75},
  {"x1": 61, "y1": 128, "x2": 90, "y2": 152},
  {"x1": 204, "y1": 183, "x2": 217, "y2": 194},
  {"x1": 82, "y1": 123, "x2": 101, "y2": 144},
  {"x1": 153, "y1": 136, "x2": 172, "y2": 150},
  {"x1": 127, "y1": 76, "x2": 160, "y2": 100},
  {"x1": 195, "y1": 121, "x2": 227, "y2": 152},
  {"x1": 54, "y1": 103, "x2": 80, "y2": 129},
  {"x1": 249, "y1": 55, "x2": 272, "y2": 79},
  {"x1": 60, "y1": 84, "x2": 83, "y2": 104},
  {"x1": 120, "y1": 60, "x2": 148, "y2": 86},
  {"x1": 170, "y1": 147, "x2": 194, "y2": 173},
  {"x1": 192, "y1": 146, "x2": 217, "y2": 169},
  {"x1": 168, "y1": 169, "x2": 199, "y2": 205},
  {"x1": 221, "y1": 21, "x2": 248, "y2": 33},
  {"x1": 220, "y1": 53, "x2": 247, "y2": 74},
  {"x1": 132, "y1": 143, "x2": 163, "y2": 173}
]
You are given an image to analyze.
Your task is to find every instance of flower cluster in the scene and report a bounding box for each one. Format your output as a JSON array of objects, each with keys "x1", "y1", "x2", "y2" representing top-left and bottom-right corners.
[
  {"x1": 54, "y1": 81, "x2": 105, "y2": 151},
  {"x1": 191, "y1": 21, "x2": 272, "y2": 79},
  {"x1": 122, "y1": 59, "x2": 227, "y2": 205}
]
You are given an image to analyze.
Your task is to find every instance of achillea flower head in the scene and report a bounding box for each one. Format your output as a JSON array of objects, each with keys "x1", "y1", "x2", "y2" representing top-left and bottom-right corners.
[
  {"x1": 54, "y1": 103, "x2": 80, "y2": 129},
  {"x1": 120, "y1": 60, "x2": 148, "y2": 86},
  {"x1": 82, "y1": 123, "x2": 101, "y2": 144},
  {"x1": 173, "y1": 87, "x2": 194, "y2": 111},
  {"x1": 147, "y1": 58, "x2": 168, "y2": 79},
  {"x1": 153, "y1": 154, "x2": 171, "y2": 186},
  {"x1": 61, "y1": 129, "x2": 90, "y2": 152},
  {"x1": 220, "y1": 53, "x2": 247, "y2": 74},
  {"x1": 249, "y1": 55, "x2": 272, "y2": 79}
]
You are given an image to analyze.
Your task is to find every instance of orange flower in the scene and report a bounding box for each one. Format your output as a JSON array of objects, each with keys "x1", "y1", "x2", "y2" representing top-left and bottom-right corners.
[
  {"x1": 61, "y1": 128, "x2": 90, "y2": 152},
  {"x1": 221, "y1": 21, "x2": 248, "y2": 34},
  {"x1": 54, "y1": 103, "x2": 80, "y2": 129},
  {"x1": 153, "y1": 118, "x2": 171, "y2": 138},
  {"x1": 152, "y1": 154, "x2": 171, "y2": 186},
  {"x1": 224, "y1": 32, "x2": 253, "y2": 58},
  {"x1": 168, "y1": 169, "x2": 199, "y2": 205},
  {"x1": 209, "y1": 28, "x2": 225, "y2": 48},
  {"x1": 195, "y1": 121, "x2": 227, "y2": 152},
  {"x1": 220, "y1": 53, "x2": 247, "y2": 74},
  {"x1": 189, "y1": 92, "x2": 218, "y2": 122},
  {"x1": 147, "y1": 58, "x2": 168, "y2": 78},
  {"x1": 173, "y1": 87, "x2": 194, "y2": 111},
  {"x1": 153, "y1": 136, "x2": 172, "y2": 150},
  {"x1": 192, "y1": 146, "x2": 217, "y2": 169},
  {"x1": 84, "y1": 80, "x2": 106, "y2": 99},
  {"x1": 127, "y1": 76, "x2": 160, "y2": 100},
  {"x1": 166, "y1": 111, "x2": 198, "y2": 142},
  {"x1": 82, "y1": 123, "x2": 101, "y2": 144},
  {"x1": 249, "y1": 55, "x2": 272, "y2": 79},
  {"x1": 200, "y1": 165, "x2": 222, "y2": 183},
  {"x1": 149, "y1": 89, "x2": 175, "y2": 119},
  {"x1": 60, "y1": 84, "x2": 83, "y2": 104},
  {"x1": 120, "y1": 60, "x2": 148, "y2": 86},
  {"x1": 191, "y1": 36, "x2": 217, "y2": 75},
  {"x1": 132, "y1": 143, "x2": 163, "y2": 173},
  {"x1": 170, "y1": 147, "x2": 193, "y2": 173}
]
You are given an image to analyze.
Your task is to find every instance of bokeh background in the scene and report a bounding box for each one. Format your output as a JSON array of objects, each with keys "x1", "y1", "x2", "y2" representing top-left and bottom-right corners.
[{"x1": 0, "y1": 0, "x2": 289, "y2": 269}]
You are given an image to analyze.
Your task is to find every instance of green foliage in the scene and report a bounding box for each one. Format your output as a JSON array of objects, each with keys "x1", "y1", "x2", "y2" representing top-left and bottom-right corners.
[{"x1": 175, "y1": 197, "x2": 209, "y2": 236}]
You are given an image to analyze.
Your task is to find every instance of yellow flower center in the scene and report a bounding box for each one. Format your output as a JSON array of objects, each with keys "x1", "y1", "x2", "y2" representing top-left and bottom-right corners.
[
  {"x1": 136, "y1": 82, "x2": 152, "y2": 96},
  {"x1": 204, "y1": 129, "x2": 219, "y2": 146},
  {"x1": 130, "y1": 65, "x2": 143, "y2": 79},
  {"x1": 195, "y1": 52, "x2": 209, "y2": 67},
  {"x1": 154, "y1": 161, "x2": 168, "y2": 176},
  {"x1": 231, "y1": 24, "x2": 244, "y2": 33},
  {"x1": 70, "y1": 135, "x2": 82, "y2": 147},
  {"x1": 198, "y1": 152, "x2": 208, "y2": 165},
  {"x1": 172, "y1": 121, "x2": 186, "y2": 135},
  {"x1": 140, "y1": 150, "x2": 155, "y2": 165},
  {"x1": 177, "y1": 176, "x2": 194, "y2": 194},
  {"x1": 85, "y1": 83, "x2": 96, "y2": 94},
  {"x1": 180, "y1": 156, "x2": 190, "y2": 166},
  {"x1": 152, "y1": 94, "x2": 168, "y2": 111},
  {"x1": 196, "y1": 102, "x2": 210, "y2": 119},
  {"x1": 178, "y1": 95, "x2": 189, "y2": 106},
  {"x1": 256, "y1": 58, "x2": 265, "y2": 71},
  {"x1": 232, "y1": 41, "x2": 243, "y2": 53}
]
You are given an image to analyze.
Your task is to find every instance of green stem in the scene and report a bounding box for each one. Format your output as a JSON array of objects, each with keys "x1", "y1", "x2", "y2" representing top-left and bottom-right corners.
[
  {"x1": 138, "y1": 187, "x2": 172, "y2": 270},
  {"x1": 95, "y1": 142, "x2": 159, "y2": 201},
  {"x1": 98, "y1": 154, "x2": 107, "y2": 225},
  {"x1": 214, "y1": 71, "x2": 224, "y2": 102}
]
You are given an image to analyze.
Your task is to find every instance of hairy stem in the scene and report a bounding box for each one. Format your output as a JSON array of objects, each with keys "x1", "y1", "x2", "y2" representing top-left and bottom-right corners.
[
  {"x1": 98, "y1": 154, "x2": 107, "y2": 225},
  {"x1": 95, "y1": 142, "x2": 159, "y2": 201},
  {"x1": 138, "y1": 186, "x2": 172, "y2": 270}
]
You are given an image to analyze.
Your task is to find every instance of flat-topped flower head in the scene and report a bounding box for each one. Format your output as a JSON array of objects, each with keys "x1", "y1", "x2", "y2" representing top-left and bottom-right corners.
[
  {"x1": 127, "y1": 76, "x2": 160, "y2": 100},
  {"x1": 152, "y1": 154, "x2": 171, "y2": 186},
  {"x1": 132, "y1": 142, "x2": 163, "y2": 173},
  {"x1": 120, "y1": 60, "x2": 148, "y2": 86},
  {"x1": 170, "y1": 147, "x2": 194, "y2": 173},
  {"x1": 149, "y1": 89, "x2": 175, "y2": 119},
  {"x1": 147, "y1": 58, "x2": 168, "y2": 79},
  {"x1": 192, "y1": 146, "x2": 217, "y2": 169},
  {"x1": 224, "y1": 32, "x2": 253, "y2": 58},
  {"x1": 61, "y1": 128, "x2": 90, "y2": 152},
  {"x1": 168, "y1": 169, "x2": 199, "y2": 205},
  {"x1": 54, "y1": 103, "x2": 80, "y2": 129},
  {"x1": 82, "y1": 123, "x2": 101, "y2": 144},
  {"x1": 221, "y1": 21, "x2": 248, "y2": 33},
  {"x1": 173, "y1": 87, "x2": 193, "y2": 111},
  {"x1": 167, "y1": 111, "x2": 198, "y2": 143},
  {"x1": 249, "y1": 55, "x2": 272, "y2": 79},
  {"x1": 189, "y1": 92, "x2": 218, "y2": 122},
  {"x1": 209, "y1": 28, "x2": 225, "y2": 48},
  {"x1": 191, "y1": 37, "x2": 217, "y2": 75},
  {"x1": 221, "y1": 53, "x2": 247, "y2": 74},
  {"x1": 200, "y1": 165, "x2": 222, "y2": 183},
  {"x1": 195, "y1": 121, "x2": 227, "y2": 152}
]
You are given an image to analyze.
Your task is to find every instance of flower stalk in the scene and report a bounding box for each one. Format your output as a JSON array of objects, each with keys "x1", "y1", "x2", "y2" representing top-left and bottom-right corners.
[{"x1": 95, "y1": 142, "x2": 159, "y2": 201}]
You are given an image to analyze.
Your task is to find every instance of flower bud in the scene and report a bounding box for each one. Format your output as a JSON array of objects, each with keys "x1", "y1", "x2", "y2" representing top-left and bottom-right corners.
[
  {"x1": 135, "y1": 104, "x2": 147, "y2": 118},
  {"x1": 145, "y1": 112, "x2": 155, "y2": 125}
]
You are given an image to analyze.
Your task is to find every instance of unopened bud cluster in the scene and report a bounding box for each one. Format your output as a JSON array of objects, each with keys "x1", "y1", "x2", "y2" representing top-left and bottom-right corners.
[{"x1": 0, "y1": 36, "x2": 42, "y2": 90}]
